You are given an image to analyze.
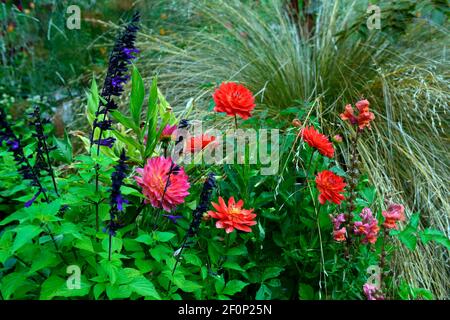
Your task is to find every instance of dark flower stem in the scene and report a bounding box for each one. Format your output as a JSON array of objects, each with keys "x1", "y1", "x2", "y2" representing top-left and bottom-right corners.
[
  {"x1": 344, "y1": 129, "x2": 360, "y2": 258},
  {"x1": 379, "y1": 227, "x2": 389, "y2": 288}
]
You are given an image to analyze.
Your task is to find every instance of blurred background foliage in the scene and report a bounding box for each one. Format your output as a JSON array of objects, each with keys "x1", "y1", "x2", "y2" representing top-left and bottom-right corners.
[{"x1": 0, "y1": 0, "x2": 449, "y2": 298}]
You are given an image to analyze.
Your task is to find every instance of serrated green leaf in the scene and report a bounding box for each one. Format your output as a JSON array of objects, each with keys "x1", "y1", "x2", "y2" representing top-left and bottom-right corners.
[
  {"x1": 129, "y1": 277, "x2": 161, "y2": 299},
  {"x1": 12, "y1": 225, "x2": 41, "y2": 253},
  {"x1": 222, "y1": 280, "x2": 248, "y2": 296}
]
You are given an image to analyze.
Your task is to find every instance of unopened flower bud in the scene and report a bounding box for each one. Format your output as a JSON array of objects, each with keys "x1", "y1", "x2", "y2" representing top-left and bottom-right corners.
[
  {"x1": 292, "y1": 119, "x2": 302, "y2": 127},
  {"x1": 332, "y1": 134, "x2": 343, "y2": 143}
]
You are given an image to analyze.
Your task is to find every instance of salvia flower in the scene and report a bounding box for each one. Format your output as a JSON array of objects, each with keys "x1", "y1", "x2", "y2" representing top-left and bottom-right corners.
[
  {"x1": 29, "y1": 106, "x2": 58, "y2": 194},
  {"x1": 162, "y1": 214, "x2": 183, "y2": 224},
  {"x1": 315, "y1": 170, "x2": 346, "y2": 205},
  {"x1": 340, "y1": 99, "x2": 375, "y2": 130},
  {"x1": 134, "y1": 156, "x2": 190, "y2": 212},
  {"x1": 212, "y1": 82, "x2": 256, "y2": 119},
  {"x1": 354, "y1": 208, "x2": 380, "y2": 244},
  {"x1": 382, "y1": 203, "x2": 405, "y2": 229},
  {"x1": 330, "y1": 213, "x2": 346, "y2": 242},
  {"x1": 105, "y1": 149, "x2": 128, "y2": 237},
  {"x1": 90, "y1": 12, "x2": 140, "y2": 151},
  {"x1": 300, "y1": 126, "x2": 335, "y2": 158},
  {"x1": 187, "y1": 173, "x2": 216, "y2": 238},
  {"x1": 208, "y1": 196, "x2": 257, "y2": 233},
  {"x1": 0, "y1": 108, "x2": 47, "y2": 207}
]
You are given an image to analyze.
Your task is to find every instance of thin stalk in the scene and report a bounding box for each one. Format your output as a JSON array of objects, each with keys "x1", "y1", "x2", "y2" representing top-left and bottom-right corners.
[{"x1": 41, "y1": 132, "x2": 58, "y2": 195}]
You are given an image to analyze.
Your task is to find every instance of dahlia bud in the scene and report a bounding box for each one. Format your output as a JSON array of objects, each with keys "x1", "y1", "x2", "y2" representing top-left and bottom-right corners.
[
  {"x1": 202, "y1": 212, "x2": 211, "y2": 221},
  {"x1": 292, "y1": 119, "x2": 302, "y2": 127},
  {"x1": 332, "y1": 134, "x2": 343, "y2": 143}
]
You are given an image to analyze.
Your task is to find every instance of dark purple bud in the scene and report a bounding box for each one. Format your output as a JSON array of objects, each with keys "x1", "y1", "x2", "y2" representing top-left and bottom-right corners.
[
  {"x1": 25, "y1": 191, "x2": 41, "y2": 208},
  {"x1": 94, "y1": 137, "x2": 116, "y2": 148},
  {"x1": 162, "y1": 214, "x2": 183, "y2": 224}
]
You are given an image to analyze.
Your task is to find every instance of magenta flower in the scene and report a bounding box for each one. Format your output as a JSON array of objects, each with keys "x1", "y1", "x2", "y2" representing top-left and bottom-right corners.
[
  {"x1": 134, "y1": 156, "x2": 190, "y2": 212},
  {"x1": 354, "y1": 208, "x2": 379, "y2": 244}
]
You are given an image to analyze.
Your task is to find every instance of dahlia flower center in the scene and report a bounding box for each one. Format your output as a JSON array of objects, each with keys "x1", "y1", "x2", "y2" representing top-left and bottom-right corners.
[{"x1": 229, "y1": 206, "x2": 241, "y2": 215}]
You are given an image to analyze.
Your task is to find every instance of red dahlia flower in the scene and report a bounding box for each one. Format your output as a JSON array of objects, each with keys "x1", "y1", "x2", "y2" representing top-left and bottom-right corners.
[
  {"x1": 212, "y1": 82, "x2": 256, "y2": 119},
  {"x1": 134, "y1": 157, "x2": 190, "y2": 212},
  {"x1": 186, "y1": 134, "x2": 217, "y2": 153},
  {"x1": 207, "y1": 196, "x2": 257, "y2": 233},
  {"x1": 315, "y1": 170, "x2": 346, "y2": 205},
  {"x1": 300, "y1": 126, "x2": 335, "y2": 158}
]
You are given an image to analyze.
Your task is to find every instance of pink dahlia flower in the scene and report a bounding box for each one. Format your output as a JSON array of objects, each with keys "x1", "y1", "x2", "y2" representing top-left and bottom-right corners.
[
  {"x1": 160, "y1": 124, "x2": 177, "y2": 142},
  {"x1": 134, "y1": 157, "x2": 190, "y2": 212}
]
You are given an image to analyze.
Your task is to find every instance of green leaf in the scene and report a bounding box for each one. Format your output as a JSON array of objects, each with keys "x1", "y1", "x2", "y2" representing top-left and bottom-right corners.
[
  {"x1": 135, "y1": 234, "x2": 153, "y2": 246},
  {"x1": 110, "y1": 111, "x2": 139, "y2": 133},
  {"x1": 12, "y1": 225, "x2": 41, "y2": 253},
  {"x1": 129, "y1": 277, "x2": 161, "y2": 299},
  {"x1": 52, "y1": 131, "x2": 73, "y2": 163},
  {"x1": 106, "y1": 284, "x2": 132, "y2": 299},
  {"x1": 154, "y1": 231, "x2": 176, "y2": 242},
  {"x1": 255, "y1": 284, "x2": 272, "y2": 300},
  {"x1": 1, "y1": 272, "x2": 31, "y2": 299},
  {"x1": 223, "y1": 261, "x2": 245, "y2": 272},
  {"x1": 261, "y1": 267, "x2": 284, "y2": 282},
  {"x1": 144, "y1": 77, "x2": 159, "y2": 155},
  {"x1": 102, "y1": 237, "x2": 122, "y2": 254},
  {"x1": 28, "y1": 252, "x2": 59, "y2": 275},
  {"x1": 130, "y1": 66, "x2": 145, "y2": 125},
  {"x1": 215, "y1": 276, "x2": 225, "y2": 294},
  {"x1": 222, "y1": 280, "x2": 248, "y2": 296},
  {"x1": 184, "y1": 253, "x2": 203, "y2": 267},
  {"x1": 40, "y1": 275, "x2": 90, "y2": 299},
  {"x1": 74, "y1": 237, "x2": 95, "y2": 253},
  {"x1": 420, "y1": 229, "x2": 450, "y2": 250},
  {"x1": 395, "y1": 213, "x2": 420, "y2": 251},
  {"x1": 174, "y1": 279, "x2": 202, "y2": 293},
  {"x1": 298, "y1": 283, "x2": 314, "y2": 300},
  {"x1": 150, "y1": 244, "x2": 172, "y2": 262}
]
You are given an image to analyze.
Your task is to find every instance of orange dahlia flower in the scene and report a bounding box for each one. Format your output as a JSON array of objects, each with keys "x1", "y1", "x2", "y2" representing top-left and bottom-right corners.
[
  {"x1": 212, "y1": 82, "x2": 255, "y2": 119},
  {"x1": 134, "y1": 157, "x2": 190, "y2": 212},
  {"x1": 207, "y1": 196, "x2": 257, "y2": 233},
  {"x1": 185, "y1": 134, "x2": 217, "y2": 153},
  {"x1": 315, "y1": 170, "x2": 346, "y2": 205},
  {"x1": 300, "y1": 126, "x2": 335, "y2": 158}
]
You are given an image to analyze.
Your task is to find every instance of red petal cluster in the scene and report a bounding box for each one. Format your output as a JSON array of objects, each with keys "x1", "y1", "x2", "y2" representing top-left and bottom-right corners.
[
  {"x1": 340, "y1": 99, "x2": 375, "y2": 130},
  {"x1": 185, "y1": 134, "x2": 217, "y2": 153},
  {"x1": 382, "y1": 203, "x2": 405, "y2": 229},
  {"x1": 212, "y1": 82, "x2": 256, "y2": 119},
  {"x1": 300, "y1": 126, "x2": 335, "y2": 158},
  {"x1": 207, "y1": 196, "x2": 257, "y2": 233},
  {"x1": 315, "y1": 170, "x2": 346, "y2": 205}
]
